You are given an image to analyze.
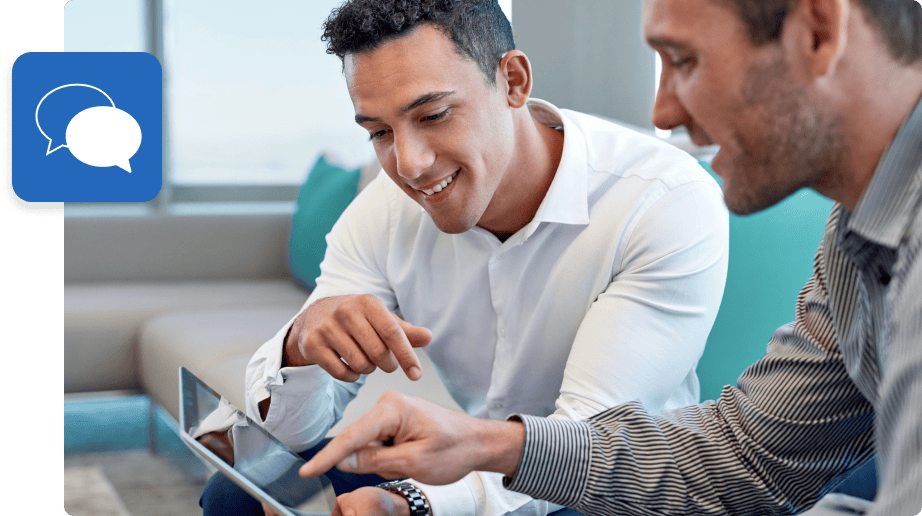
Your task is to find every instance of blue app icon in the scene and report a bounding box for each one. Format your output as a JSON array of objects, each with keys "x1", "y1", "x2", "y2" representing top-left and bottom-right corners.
[{"x1": 12, "y1": 52, "x2": 162, "y2": 202}]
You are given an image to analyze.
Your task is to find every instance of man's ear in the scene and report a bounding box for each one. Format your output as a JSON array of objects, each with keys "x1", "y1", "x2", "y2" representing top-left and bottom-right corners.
[
  {"x1": 787, "y1": 0, "x2": 850, "y2": 78},
  {"x1": 497, "y1": 50, "x2": 532, "y2": 108}
]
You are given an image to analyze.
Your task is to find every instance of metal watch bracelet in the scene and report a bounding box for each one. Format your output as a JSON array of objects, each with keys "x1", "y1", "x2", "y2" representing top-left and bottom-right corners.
[{"x1": 377, "y1": 480, "x2": 431, "y2": 516}]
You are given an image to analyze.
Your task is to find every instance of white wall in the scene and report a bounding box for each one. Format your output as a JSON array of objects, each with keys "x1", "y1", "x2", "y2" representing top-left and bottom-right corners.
[{"x1": 512, "y1": 0, "x2": 656, "y2": 129}]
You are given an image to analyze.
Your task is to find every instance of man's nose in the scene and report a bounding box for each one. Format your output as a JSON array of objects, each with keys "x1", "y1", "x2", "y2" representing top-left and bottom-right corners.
[
  {"x1": 651, "y1": 76, "x2": 691, "y2": 132},
  {"x1": 394, "y1": 131, "x2": 436, "y2": 180}
]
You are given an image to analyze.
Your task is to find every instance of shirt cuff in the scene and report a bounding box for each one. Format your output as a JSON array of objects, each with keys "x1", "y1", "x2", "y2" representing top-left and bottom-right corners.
[
  {"x1": 502, "y1": 414, "x2": 592, "y2": 508},
  {"x1": 246, "y1": 311, "x2": 301, "y2": 414},
  {"x1": 190, "y1": 398, "x2": 244, "y2": 438},
  {"x1": 405, "y1": 478, "x2": 476, "y2": 516},
  {"x1": 261, "y1": 365, "x2": 333, "y2": 427}
]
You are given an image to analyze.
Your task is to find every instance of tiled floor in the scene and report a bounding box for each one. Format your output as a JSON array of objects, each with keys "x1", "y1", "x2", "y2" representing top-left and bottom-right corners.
[
  {"x1": 65, "y1": 450, "x2": 209, "y2": 516},
  {"x1": 64, "y1": 465, "x2": 132, "y2": 516},
  {"x1": 64, "y1": 393, "x2": 211, "y2": 516}
]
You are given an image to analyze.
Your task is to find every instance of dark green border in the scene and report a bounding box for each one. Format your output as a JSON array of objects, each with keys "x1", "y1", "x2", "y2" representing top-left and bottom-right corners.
[{"x1": 0, "y1": 0, "x2": 65, "y2": 515}]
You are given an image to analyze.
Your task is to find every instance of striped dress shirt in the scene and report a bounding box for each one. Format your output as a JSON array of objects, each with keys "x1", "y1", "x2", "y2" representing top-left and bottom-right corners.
[{"x1": 504, "y1": 97, "x2": 922, "y2": 516}]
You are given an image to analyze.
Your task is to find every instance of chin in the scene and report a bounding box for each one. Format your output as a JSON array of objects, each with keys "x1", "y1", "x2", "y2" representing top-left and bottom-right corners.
[
  {"x1": 724, "y1": 179, "x2": 801, "y2": 216},
  {"x1": 429, "y1": 214, "x2": 476, "y2": 234}
]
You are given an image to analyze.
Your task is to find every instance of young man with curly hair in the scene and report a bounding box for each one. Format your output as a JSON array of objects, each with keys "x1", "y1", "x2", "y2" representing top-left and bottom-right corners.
[
  {"x1": 302, "y1": 0, "x2": 922, "y2": 515},
  {"x1": 200, "y1": 0, "x2": 730, "y2": 515}
]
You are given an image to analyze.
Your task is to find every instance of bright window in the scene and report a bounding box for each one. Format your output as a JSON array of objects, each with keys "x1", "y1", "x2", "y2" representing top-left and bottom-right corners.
[
  {"x1": 166, "y1": 0, "x2": 374, "y2": 185},
  {"x1": 64, "y1": 0, "x2": 513, "y2": 210}
]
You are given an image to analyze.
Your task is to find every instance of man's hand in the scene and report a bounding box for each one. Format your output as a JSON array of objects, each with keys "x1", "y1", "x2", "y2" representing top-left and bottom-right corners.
[
  {"x1": 286, "y1": 295, "x2": 433, "y2": 382},
  {"x1": 299, "y1": 391, "x2": 526, "y2": 485},
  {"x1": 263, "y1": 488, "x2": 407, "y2": 516},
  {"x1": 195, "y1": 430, "x2": 234, "y2": 466},
  {"x1": 332, "y1": 487, "x2": 409, "y2": 516}
]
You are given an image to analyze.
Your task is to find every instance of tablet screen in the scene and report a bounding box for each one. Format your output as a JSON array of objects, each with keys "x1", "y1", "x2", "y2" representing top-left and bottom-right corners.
[{"x1": 180, "y1": 367, "x2": 334, "y2": 513}]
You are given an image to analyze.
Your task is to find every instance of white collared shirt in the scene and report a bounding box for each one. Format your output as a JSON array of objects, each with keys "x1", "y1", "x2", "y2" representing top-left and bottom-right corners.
[{"x1": 245, "y1": 99, "x2": 729, "y2": 516}]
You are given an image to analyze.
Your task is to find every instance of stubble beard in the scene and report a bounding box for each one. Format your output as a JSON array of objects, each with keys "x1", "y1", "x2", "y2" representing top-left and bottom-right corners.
[{"x1": 722, "y1": 51, "x2": 847, "y2": 216}]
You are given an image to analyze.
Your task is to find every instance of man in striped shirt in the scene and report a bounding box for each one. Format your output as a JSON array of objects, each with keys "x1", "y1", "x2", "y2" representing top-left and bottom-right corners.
[{"x1": 300, "y1": 0, "x2": 922, "y2": 515}]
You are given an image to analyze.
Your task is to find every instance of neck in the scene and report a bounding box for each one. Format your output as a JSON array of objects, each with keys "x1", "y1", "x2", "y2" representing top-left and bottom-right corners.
[
  {"x1": 814, "y1": 48, "x2": 922, "y2": 211},
  {"x1": 478, "y1": 106, "x2": 564, "y2": 236}
]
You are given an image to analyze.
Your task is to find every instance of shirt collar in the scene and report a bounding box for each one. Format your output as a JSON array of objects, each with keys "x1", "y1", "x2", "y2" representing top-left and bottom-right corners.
[
  {"x1": 847, "y1": 95, "x2": 922, "y2": 249},
  {"x1": 518, "y1": 99, "x2": 591, "y2": 238}
]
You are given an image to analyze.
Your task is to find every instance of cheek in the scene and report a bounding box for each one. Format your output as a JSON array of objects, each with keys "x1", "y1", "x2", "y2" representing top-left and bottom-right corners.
[
  {"x1": 480, "y1": 115, "x2": 514, "y2": 174},
  {"x1": 374, "y1": 143, "x2": 397, "y2": 173},
  {"x1": 679, "y1": 62, "x2": 746, "y2": 133}
]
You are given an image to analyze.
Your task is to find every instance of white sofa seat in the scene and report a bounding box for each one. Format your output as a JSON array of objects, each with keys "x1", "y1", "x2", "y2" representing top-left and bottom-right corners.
[{"x1": 65, "y1": 279, "x2": 308, "y2": 394}]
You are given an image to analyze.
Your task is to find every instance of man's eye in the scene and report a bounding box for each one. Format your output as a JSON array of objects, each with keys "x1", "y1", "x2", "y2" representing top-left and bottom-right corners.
[
  {"x1": 671, "y1": 56, "x2": 696, "y2": 70},
  {"x1": 368, "y1": 129, "x2": 390, "y2": 141},
  {"x1": 422, "y1": 109, "x2": 449, "y2": 123}
]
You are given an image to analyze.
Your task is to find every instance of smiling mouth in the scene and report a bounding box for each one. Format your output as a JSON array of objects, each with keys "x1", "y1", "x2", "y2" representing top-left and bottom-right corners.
[{"x1": 419, "y1": 170, "x2": 459, "y2": 198}]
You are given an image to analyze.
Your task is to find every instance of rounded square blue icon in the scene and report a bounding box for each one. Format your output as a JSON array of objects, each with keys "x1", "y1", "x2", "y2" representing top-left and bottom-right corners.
[{"x1": 12, "y1": 52, "x2": 162, "y2": 202}]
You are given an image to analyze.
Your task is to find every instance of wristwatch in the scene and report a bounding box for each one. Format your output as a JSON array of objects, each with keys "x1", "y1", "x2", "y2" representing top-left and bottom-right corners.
[{"x1": 377, "y1": 480, "x2": 431, "y2": 516}]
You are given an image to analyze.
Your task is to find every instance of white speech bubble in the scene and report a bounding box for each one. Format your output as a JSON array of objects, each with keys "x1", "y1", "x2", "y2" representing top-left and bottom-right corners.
[
  {"x1": 35, "y1": 83, "x2": 114, "y2": 155},
  {"x1": 65, "y1": 106, "x2": 142, "y2": 172}
]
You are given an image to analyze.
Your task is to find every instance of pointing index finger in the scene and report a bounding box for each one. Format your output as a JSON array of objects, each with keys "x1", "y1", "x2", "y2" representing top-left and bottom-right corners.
[
  {"x1": 299, "y1": 403, "x2": 397, "y2": 478},
  {"x1": 368, "y1": 309, "x2": 425, "y2": 380}
]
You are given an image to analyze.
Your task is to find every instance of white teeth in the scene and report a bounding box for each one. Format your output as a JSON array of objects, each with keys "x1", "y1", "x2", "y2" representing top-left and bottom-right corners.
[{"x1": 419, "y1": 171, "x2": 458, "y2": 197}]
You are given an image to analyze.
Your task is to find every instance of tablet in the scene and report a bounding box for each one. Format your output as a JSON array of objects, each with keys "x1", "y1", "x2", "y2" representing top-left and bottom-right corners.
[{"x1": 178, "y1": 366, "x2": 336, "y2": 516}]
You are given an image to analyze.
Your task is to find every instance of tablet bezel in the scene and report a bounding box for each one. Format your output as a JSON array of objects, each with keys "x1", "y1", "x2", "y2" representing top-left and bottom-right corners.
[{"x1": 178, "y1": 366, "x2": 335, "y2": 516}]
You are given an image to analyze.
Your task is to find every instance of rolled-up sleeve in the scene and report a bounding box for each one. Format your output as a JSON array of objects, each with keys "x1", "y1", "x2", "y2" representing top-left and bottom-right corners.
[{"x1": 244, "y1": 312, "x2": 366, "y2": 453}]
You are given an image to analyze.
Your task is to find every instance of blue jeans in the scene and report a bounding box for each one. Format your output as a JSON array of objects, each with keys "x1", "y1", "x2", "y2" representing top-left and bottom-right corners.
[{"x1": 200, "y1": 437, "x2": 584, "y2": 515}]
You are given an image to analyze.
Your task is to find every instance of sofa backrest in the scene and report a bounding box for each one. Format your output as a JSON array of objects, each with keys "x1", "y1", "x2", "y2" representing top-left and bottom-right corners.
[{"x1": 64, "y1": 213, "x2": 294, "y2": 283}]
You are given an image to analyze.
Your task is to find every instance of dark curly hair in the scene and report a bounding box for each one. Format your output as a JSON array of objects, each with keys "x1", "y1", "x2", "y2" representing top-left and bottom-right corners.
[
  {"x1": 720, "y1": 0, "x2": 922, "y2": 64},
  {"x1": 321, "y1": 0, "x2": 515, "y2": 84}
]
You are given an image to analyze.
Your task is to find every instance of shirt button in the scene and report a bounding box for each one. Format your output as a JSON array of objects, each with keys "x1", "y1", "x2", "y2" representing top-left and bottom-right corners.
[
  {"x1": 493, "y1": 403, "x2": 504, "y2": 409},
  {"x1": 500, "y1": 326, "x2": 506, "y2": 338}
]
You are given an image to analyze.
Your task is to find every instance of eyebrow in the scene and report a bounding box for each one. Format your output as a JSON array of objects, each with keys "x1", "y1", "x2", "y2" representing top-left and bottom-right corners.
[
  {"x1": 645, "y1": 36, "x2": 692, "y2": 51},
  {"x1": 354, "y1": 90, "x2": 456, "y2": 124}
]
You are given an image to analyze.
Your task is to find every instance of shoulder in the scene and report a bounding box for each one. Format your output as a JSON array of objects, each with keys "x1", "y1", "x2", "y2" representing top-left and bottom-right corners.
[{"x1": 561, "y1": 108, "x2": 719, "y2": 194}]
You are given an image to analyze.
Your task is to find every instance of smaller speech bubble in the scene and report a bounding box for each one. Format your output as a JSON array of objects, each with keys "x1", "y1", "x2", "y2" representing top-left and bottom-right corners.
[{"x1": 65, "y1": 106, "x2": 142, "y2": 172}]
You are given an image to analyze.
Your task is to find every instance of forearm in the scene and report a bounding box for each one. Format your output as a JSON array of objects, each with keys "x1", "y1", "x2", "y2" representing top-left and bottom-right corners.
[
  {"x1": 506, "y1": 355, "x2": 876, "y2": 516},
  {"x1": 507, "y1": 393, "x2": 873, "y2": 516},
  {"x1": 406, "y1": 420, "x2": 529, "y2": 516}
]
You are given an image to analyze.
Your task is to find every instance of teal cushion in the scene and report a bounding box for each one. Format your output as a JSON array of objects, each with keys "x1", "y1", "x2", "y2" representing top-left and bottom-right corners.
[
  {"x1": 289, "y1": 156, "x2": 362, "y2": 290},
  {"x1": 696, "y1": 161, "x2": 834, "y2": 400}
]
